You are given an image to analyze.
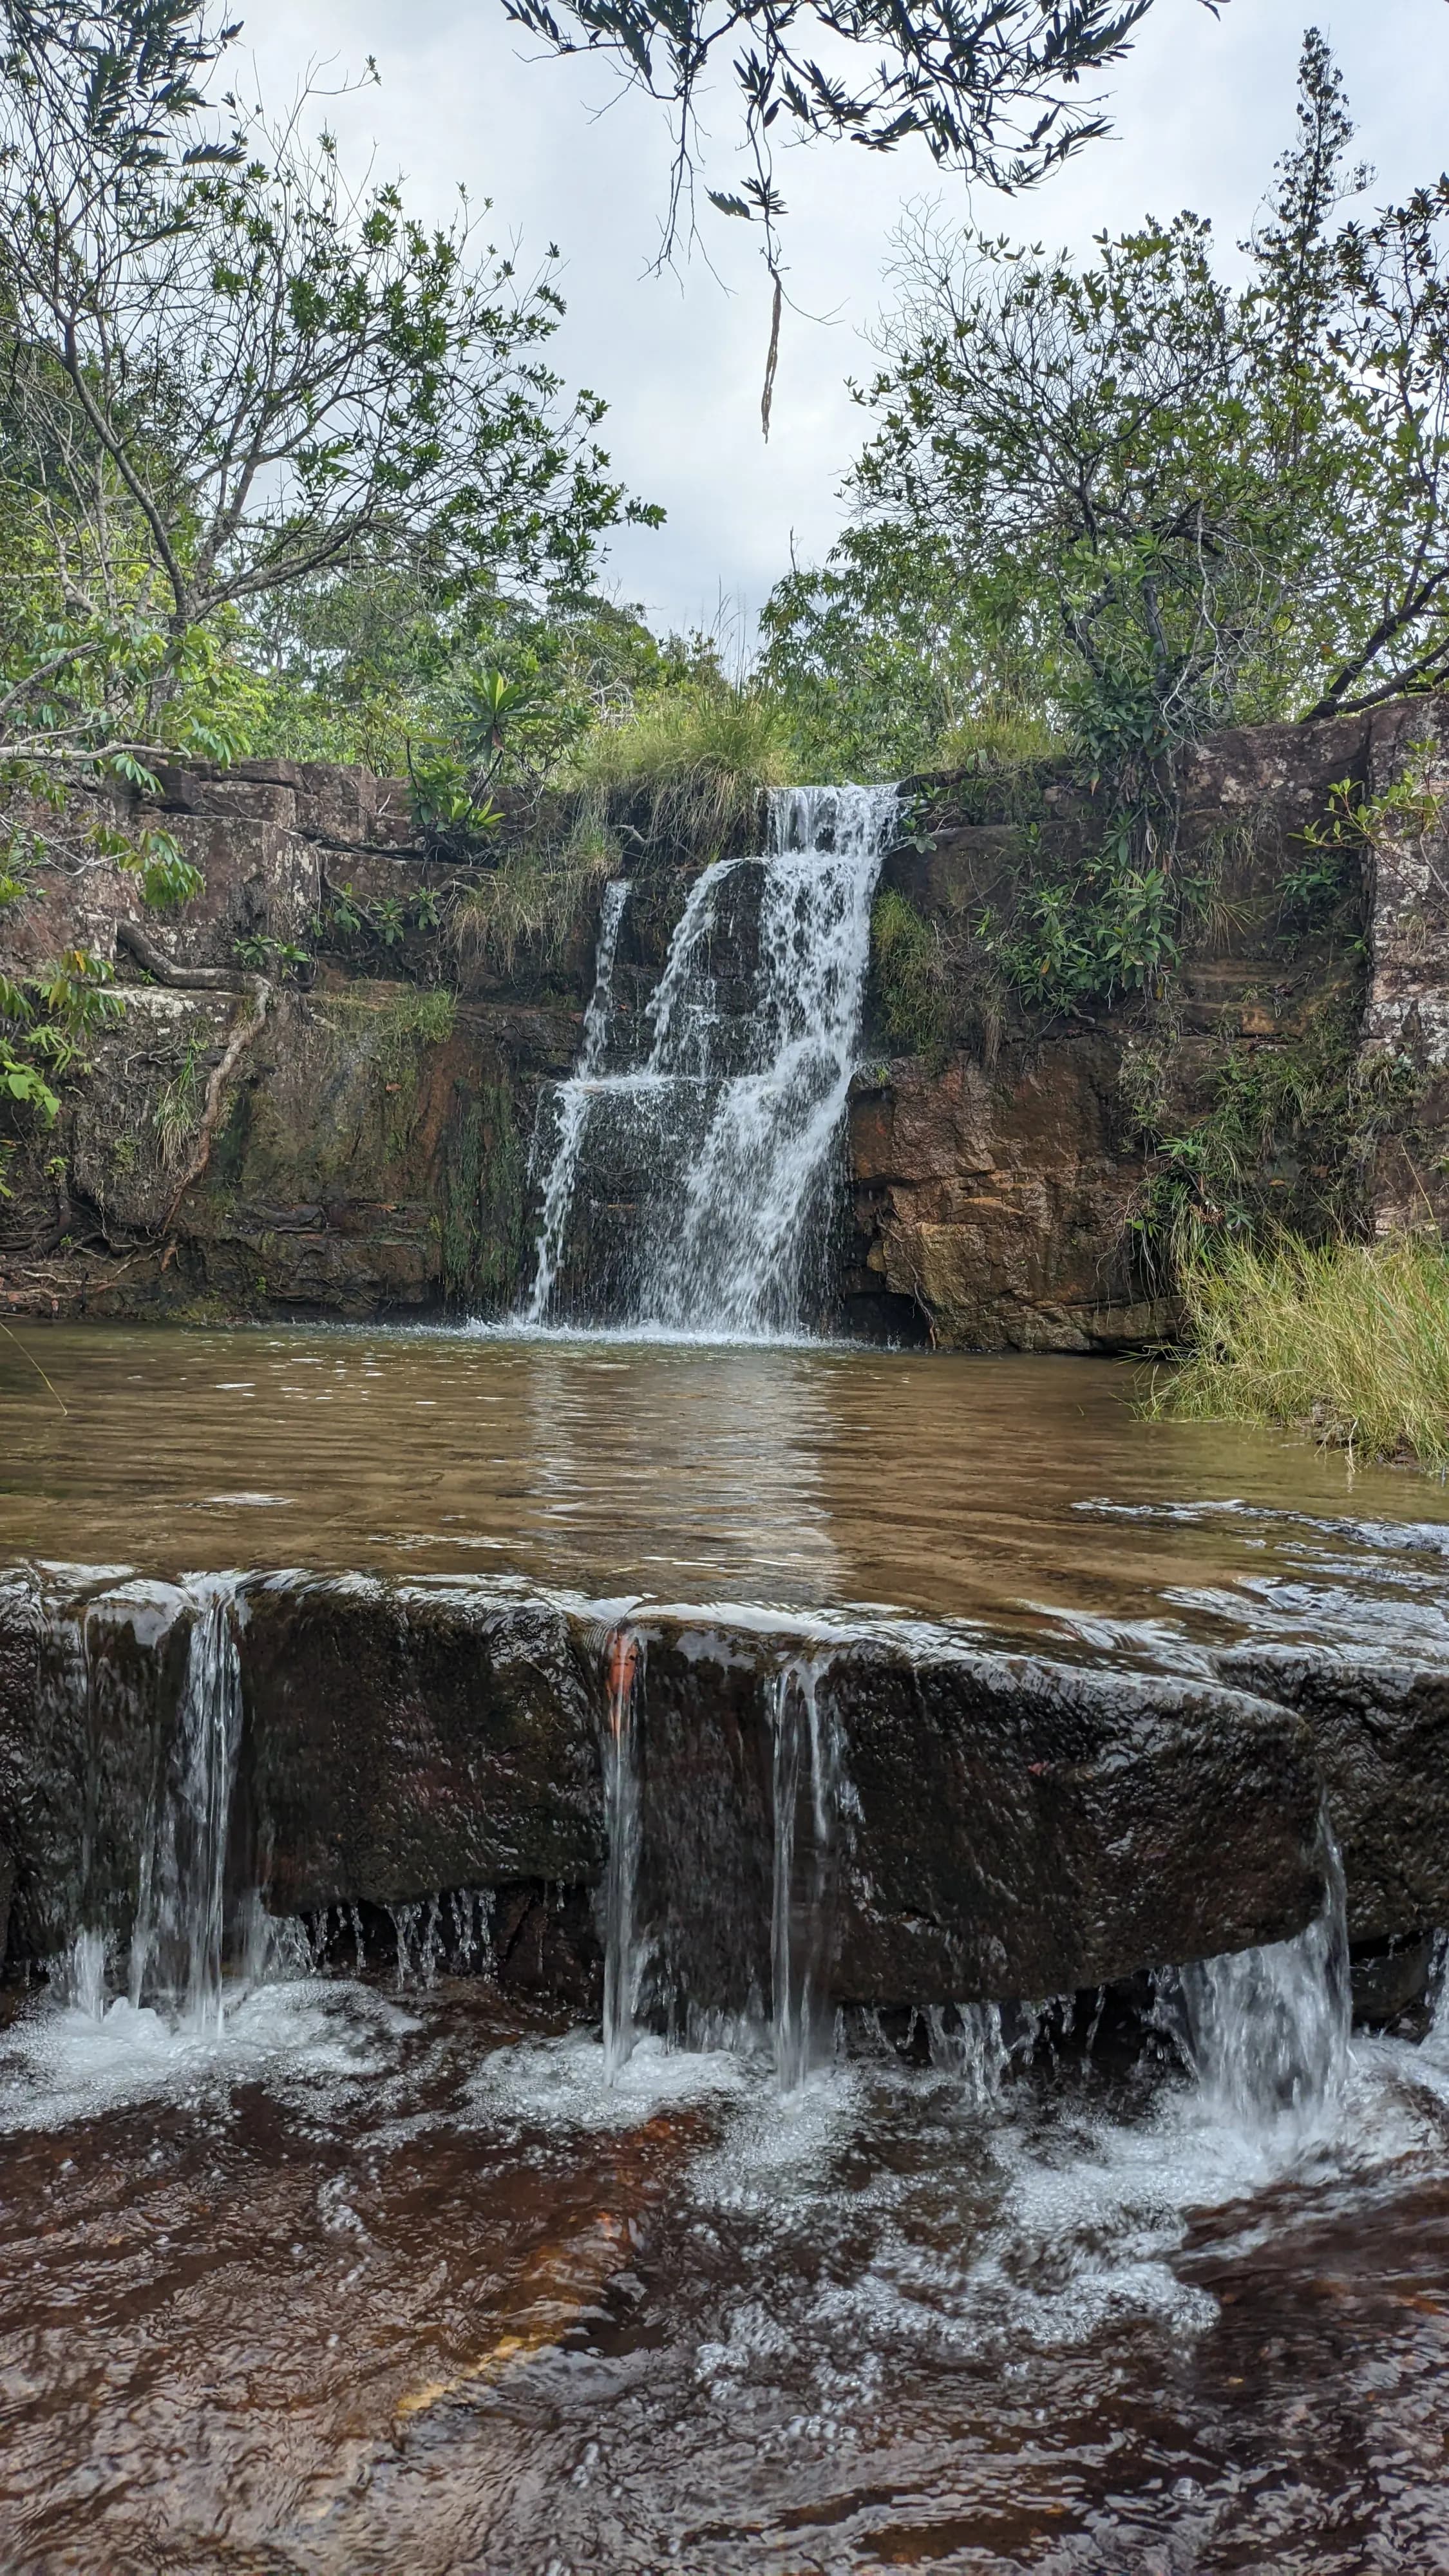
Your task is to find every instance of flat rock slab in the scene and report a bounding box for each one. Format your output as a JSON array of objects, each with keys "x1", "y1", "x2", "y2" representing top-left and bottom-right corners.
[
  {"x1": 1217, "y1": 1644, "x2": 1449, "y2": 1943},
  {"x1": 630, "y1": 1621, "x2": 1325, "y2": 2014},
  {"x1": 0, "y1": 1566, "x2": 1349, "y2": 2006}
]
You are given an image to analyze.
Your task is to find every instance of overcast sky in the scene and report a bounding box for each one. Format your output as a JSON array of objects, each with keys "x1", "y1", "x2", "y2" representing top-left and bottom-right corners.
[{"x1": 240, "y1": 0, "x2": 1449, "y2": 641}]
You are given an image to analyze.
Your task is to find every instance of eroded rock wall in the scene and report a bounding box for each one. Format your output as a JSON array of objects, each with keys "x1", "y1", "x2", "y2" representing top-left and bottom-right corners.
[
  {"x1": 5, "y1": 708, "x2": 1449, "y2": 1334},
  {"x1": 843, "y1": 709, "x2": 1449, "y2": 1349},
  {"x1": 0, "y1": 760, "x2": 589, "y2": 1319}
]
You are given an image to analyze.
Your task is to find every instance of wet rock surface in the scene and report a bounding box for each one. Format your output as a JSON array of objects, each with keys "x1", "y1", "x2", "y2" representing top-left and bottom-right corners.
[
  {"x1": 240, "y1": 1577, "x2": 605, "y2": 1909},
  {"x1": 1217, "y1": 1642, "x2": 1449, "y2": 1942},
  {"x1": 0, "y1": 1564, "x2": 1418, "y2": 2014}
]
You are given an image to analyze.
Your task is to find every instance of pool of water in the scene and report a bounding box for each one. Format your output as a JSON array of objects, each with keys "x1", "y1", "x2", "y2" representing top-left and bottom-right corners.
[{"x1": 4, "y1": 1323, "x2": 1449, "y2": 1662}]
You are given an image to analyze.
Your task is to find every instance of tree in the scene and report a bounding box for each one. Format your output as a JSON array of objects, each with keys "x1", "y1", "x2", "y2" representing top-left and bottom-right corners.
[
  {"x1": 765, "y1": 30, "x2": 1449, "y2": 763},
  {"x1": 0, "y1": 0, "x2": 658, "y2": 770},
  {"x1": 503, "y1": 0, "x2": 1226, "y2": 263}
]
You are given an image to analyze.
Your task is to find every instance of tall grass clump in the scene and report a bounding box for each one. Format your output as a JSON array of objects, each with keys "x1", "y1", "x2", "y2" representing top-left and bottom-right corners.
[
  {"x1": 564, "y1": 684, "x2": 794, "y2": 849},
  {"x1": 870, "y1": 888, "x2": 950, "y2": 1059},
  {"x1": 1151, "y1": 1233, "x2": 1449, "y2": 1466},
  {"x1": 451, "y1": 820, "x2": 619, "y2": 976}
]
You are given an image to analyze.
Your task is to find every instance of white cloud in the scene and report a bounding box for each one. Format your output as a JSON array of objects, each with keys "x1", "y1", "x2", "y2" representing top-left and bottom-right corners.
[{"x1": 238, "y1": 0, "x2": 1449, "y2": 635}]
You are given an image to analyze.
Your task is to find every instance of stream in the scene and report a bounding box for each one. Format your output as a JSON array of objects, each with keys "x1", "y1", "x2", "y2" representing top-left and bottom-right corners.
[
  {"x1": 3, "y1": 782, "x2": 1448, "y2": 2570},
  {"x1": 3, "y1": 1327, "x2": 1449, "y2": 2570}
]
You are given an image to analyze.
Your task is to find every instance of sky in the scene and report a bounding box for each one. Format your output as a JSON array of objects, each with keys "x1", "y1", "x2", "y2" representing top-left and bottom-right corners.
[{"x1": 240, "y1": 0, "x2": 1449, "y2": 642}]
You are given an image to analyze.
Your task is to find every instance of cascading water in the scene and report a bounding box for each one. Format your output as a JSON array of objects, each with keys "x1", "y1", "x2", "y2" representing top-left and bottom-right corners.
[
  {"x1": 129, "y1": 1576, "x2": 244, "y2": 2032},
  {"x1": 524, "y1": 782, "x2": 898, "y2": 1336},
  {"x1": 600, "y1": 1629, "x2": 643, "y2": 2082},
  {"x1": 1168, "y1": 1820, "x2": 1352, "y2": 2145},
  {"x1": 526, "y1": 876, "x2": 632, "y2": 1324},
  {"x1": 771, "y1": 1660, "x2": 841, "y2": 2096}
]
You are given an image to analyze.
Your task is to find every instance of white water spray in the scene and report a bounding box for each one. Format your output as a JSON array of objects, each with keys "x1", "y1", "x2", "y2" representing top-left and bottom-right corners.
[
  {"x1": 772, "y1": 1660, "x2": 841, "y2": 2096},
  {"x1": 526, "y1": 876, "x2": 632, "y2": 1322},
  {"x1": 601, "y1": 1631, "x2": 643, "y2": 2083},
  {"x1": 1171, "y1": 1823, "x2": 1352, "y2": 2146}
]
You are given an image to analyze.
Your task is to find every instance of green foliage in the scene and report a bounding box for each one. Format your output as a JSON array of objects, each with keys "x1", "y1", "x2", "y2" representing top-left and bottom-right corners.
[
  {"x1": 153, "y1": 1024, "x2": 209, "y2": 1168},
  {"x1": 1122, "y1": 1007, "x2": 1417, "y2": 1287},
  {"x1": 450, "y1": 823, "x2": 619, "y2": 976},
  {"x1": 0, "y1": 0, "x2": 654, "y2": 888},
  {"x1": 869, "y1": 889, "x2": 950, "y2": 1059},
  {"x1": 564, "y1": 682, "x2": 793, "y2": 849},
  {"x1": 232, "y1": 935, "x2": 312, "y2": 981},
  {"x1": 509, "y1": 0, "x2": 1192, "y2": 266},
  {"x1": 381, "y1": 988, "x2": 457, "y2": 1046},
  {"x1": 1150, "y1": 1233, "x2": 1449, "y2": 1467},
  {"x1": 768, "y1": 33, "x2": 1449, "y2": 784},
  {"x1": 0, "y1": 947, "x2": 124, "y2": 1177},
  {"x1": 983, "y1": 828, "x2": 1178, "y2": 1013}
]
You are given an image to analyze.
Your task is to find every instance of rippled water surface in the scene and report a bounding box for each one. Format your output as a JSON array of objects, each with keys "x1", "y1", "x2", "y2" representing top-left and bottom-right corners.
[
  {"x1": 4, "y1": 1323, "x2": 1449, "y2": 1656},
  {"x1": 2, "y1": 1975, "x2": 1449, "y2": 2573},
  {"x1": 5, "y1": 1325, "x2": 1449, "y2": 2570}
]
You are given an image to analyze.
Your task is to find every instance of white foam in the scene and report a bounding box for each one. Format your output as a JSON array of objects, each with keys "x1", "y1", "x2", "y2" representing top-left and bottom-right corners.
[{"x1": 0, "y1": 1976, "x2": 418, "y2": 2132}]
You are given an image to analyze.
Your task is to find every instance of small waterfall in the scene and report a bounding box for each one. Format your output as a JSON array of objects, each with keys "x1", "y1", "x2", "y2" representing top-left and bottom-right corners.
[
  {"x1": 1170, "y1": 1824, "x2": 1351, "y2": 2142},
  {"x1": 129, "y1": 1577, "x2": 244, "y2": 2033},
  {"x1": 526, "y1": 878, "x2": 632, "y2": 1322},
  {"x1": 772, "y1": 1660, "x2": 840, "y2": 2095},
  {"x1": 925, "y1": 2002, "x2": 1009, "y2": 2108},
  {"x1": 524, "y1": 783, "x2": 897, "y2": 1336},
  {"x1": 601, "y1": 1629, "x2": 643, "y2": 2083}
]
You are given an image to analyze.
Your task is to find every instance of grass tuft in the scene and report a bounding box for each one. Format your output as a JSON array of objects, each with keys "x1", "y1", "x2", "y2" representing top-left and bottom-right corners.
[
  {"x1": 1149, "y1": 1231, "x2": 1449, "y2": 1468},
  {"x1": 562, "y1": 685, "x2": 794, "y2": 849},
  {"x1": 870, "y1": 888, "x2": 950, "y2": 1059},
  {"x1": 451, "y1": 822, "x2": 619, "y2": 976}
]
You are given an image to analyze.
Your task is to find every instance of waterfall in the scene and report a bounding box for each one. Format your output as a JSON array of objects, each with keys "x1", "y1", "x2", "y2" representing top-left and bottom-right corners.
[
  {"x1": 526, "y1": 876, "x2": 632, "y2": 1323},
  {"x1": 129, "y1": 1576, "x2": 244, "y2": 2033},
  {"x1": 523, "y1": 782, "x2": 897, "y2": 1336},
  {"x1": 600, "y1": 1629, "x2": 643, "y2": 2082},
  {"x1": 1169, "y1": 1823, "x2": 1351, "y2": 2143},
  {"x1": 772, "y1": 1660, "x2": 840, "y2": 2095}
]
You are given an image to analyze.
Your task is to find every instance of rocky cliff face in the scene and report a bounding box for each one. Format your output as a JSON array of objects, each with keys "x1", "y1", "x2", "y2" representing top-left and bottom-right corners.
[
  {"x1": 3, "y1": 710, "x2": 1448, "y2": 1338},
  {"x1": 844, "y1": 706, "x2": 1449, "y2": 1349},
  {"x1": 0, "y1": 761, "x2": 587, "y2": 1320}
]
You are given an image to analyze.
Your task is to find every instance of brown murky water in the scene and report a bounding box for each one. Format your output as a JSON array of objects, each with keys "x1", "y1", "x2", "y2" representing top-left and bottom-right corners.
[
  {"x1": 4, "y1": 1325, "x2": 1449, "y2": 2571},
  {"x1": 2, "y1": 1982, "x2": 1449, "y2": 2574},
  {"x1": 3, "y1": 1321, "x2": 1449, "y2": 1657}
]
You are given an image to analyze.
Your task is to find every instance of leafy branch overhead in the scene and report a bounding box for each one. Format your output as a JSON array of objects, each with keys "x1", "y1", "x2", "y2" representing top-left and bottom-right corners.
[
  {"x1": 502, "y1": 0, "x2": 1225, "y2": 259},
  {"x1": 0, "y1": 0, "x2": 656, "y2": 770}
]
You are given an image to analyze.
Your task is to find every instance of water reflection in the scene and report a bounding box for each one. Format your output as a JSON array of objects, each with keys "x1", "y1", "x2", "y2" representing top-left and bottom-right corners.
[{"x1": 3, "y1": 1324, "x2": 1449, "y2": 1651}]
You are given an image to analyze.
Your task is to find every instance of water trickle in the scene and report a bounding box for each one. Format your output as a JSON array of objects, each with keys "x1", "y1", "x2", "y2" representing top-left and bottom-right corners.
[
  {"x1": 772, "y1": 1660, "x2": 841, "y2": 2096},
  {"x1": 524, "y1": 783, "x2": 898, "y2": 1336},
  {"x1": 925, "y1": 2001, "x2": 1009, "y2": 2107},
  {"x1": 526, "y1": 877, "x2": 632, "y2": 1322},
  {"x1": 1170, "y1": 1823, "x2": 1351, "y2": 2143},
  {"x1": 601, "y1": 1629, "x2": 644, "y2": 2084},
  {"x1": 129, "y1": 1576, "x2": 243, "y2": 2033}
]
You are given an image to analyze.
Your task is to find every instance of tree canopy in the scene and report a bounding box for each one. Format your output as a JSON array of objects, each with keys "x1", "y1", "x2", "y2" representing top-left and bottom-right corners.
[
  {"x1": 0, "y1": 0, "x2": 656, "y2": 769},
  {"x1": 763, "y1": 31, "x2": 1449, "y2": 772}
]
